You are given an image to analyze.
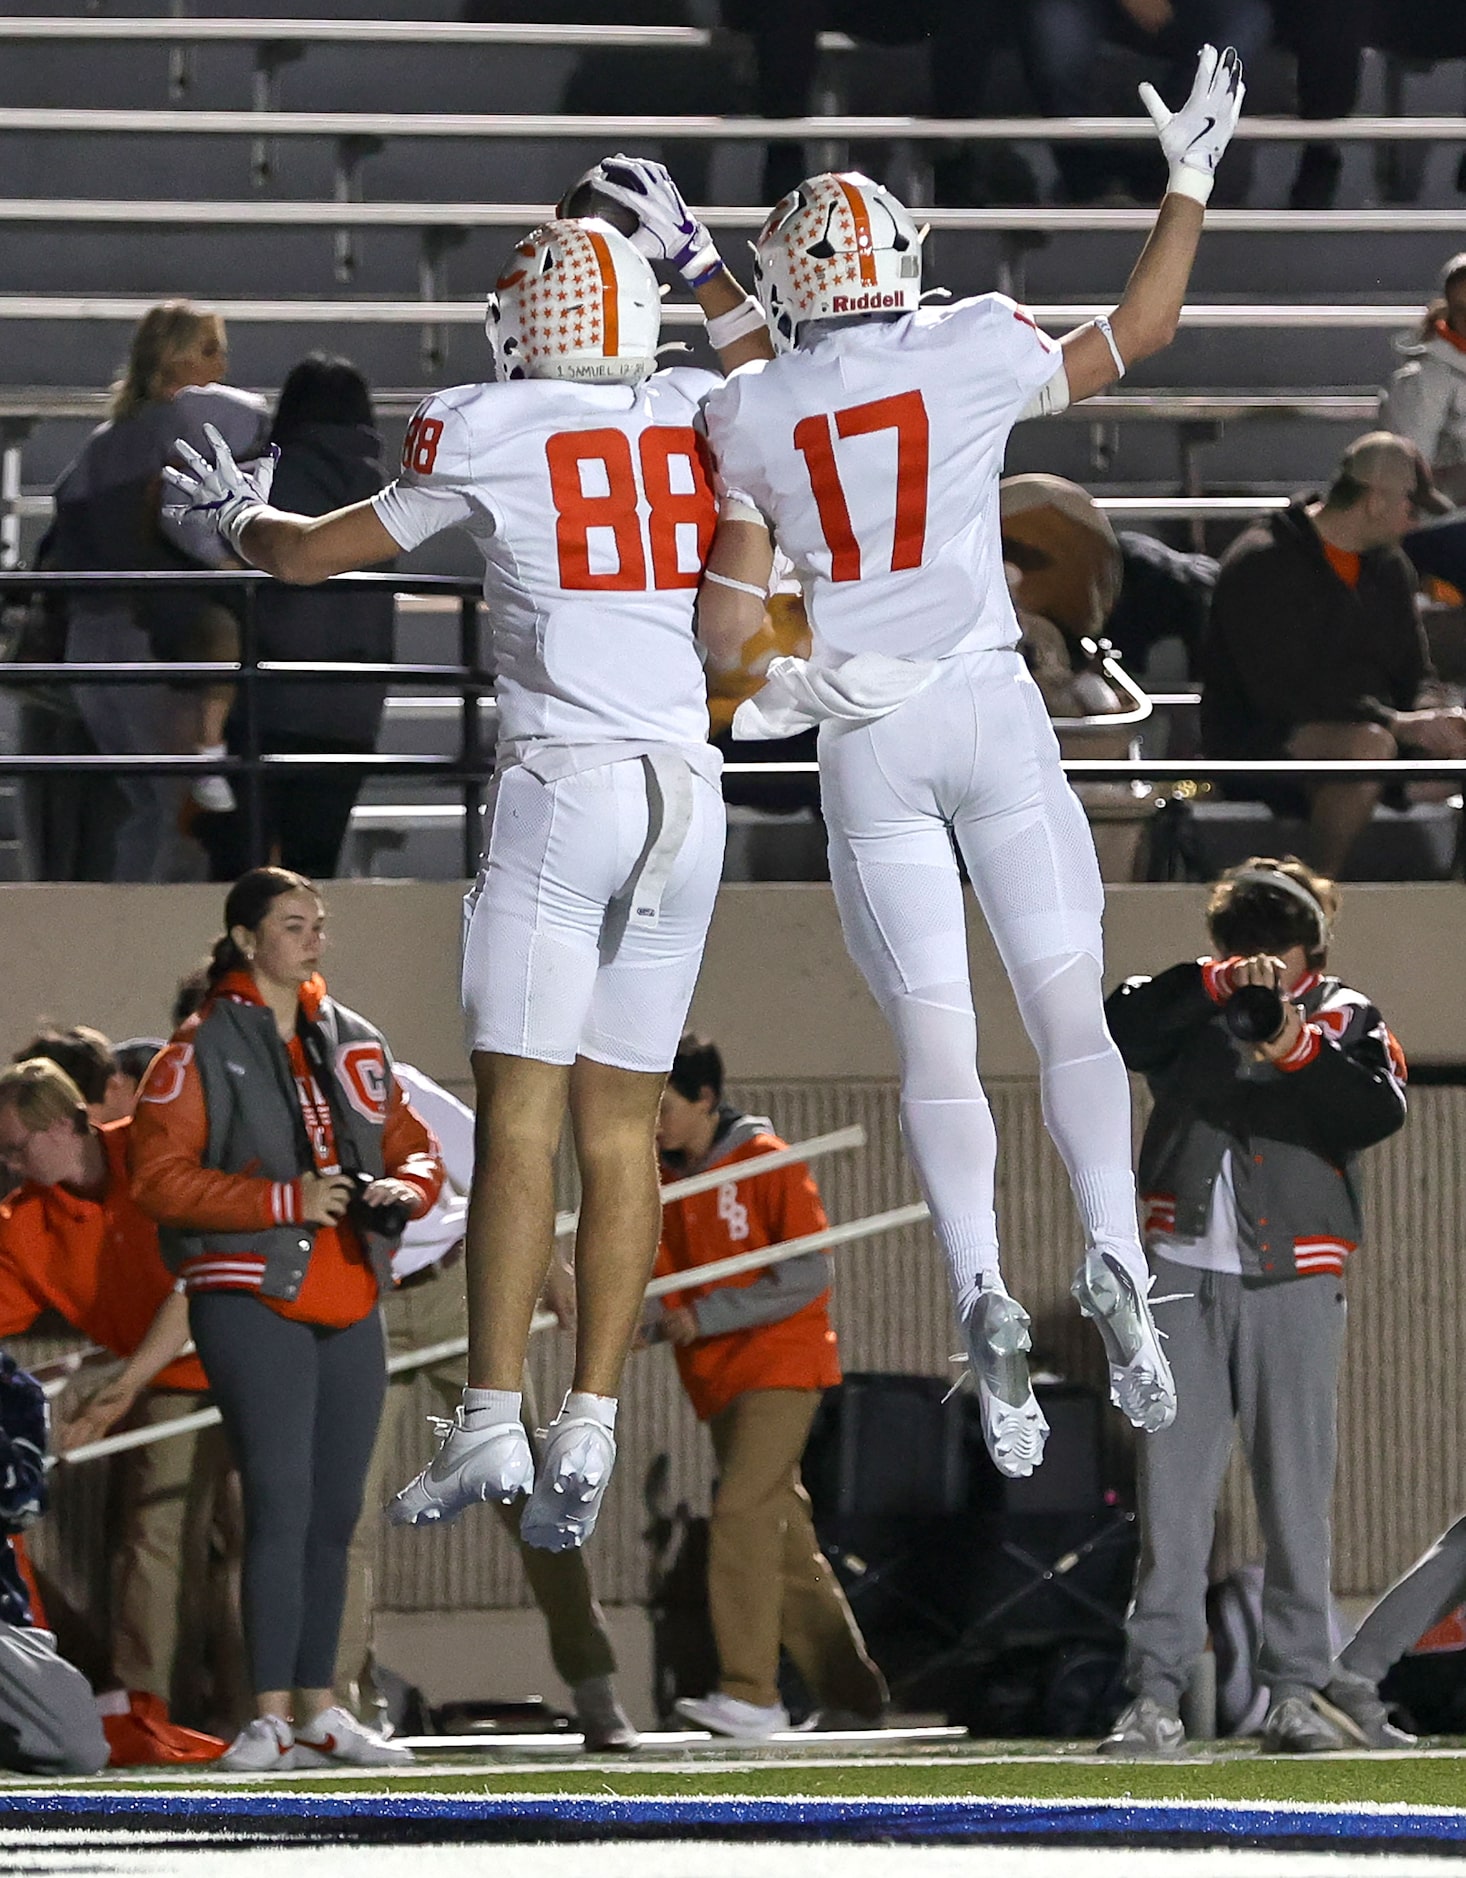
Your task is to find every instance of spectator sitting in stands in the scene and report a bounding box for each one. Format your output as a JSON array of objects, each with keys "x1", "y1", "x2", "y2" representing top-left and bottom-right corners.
[
  {"x1": 1000, "y1": 473, "x2": 1127, "y2": 716},
  {"x1": 0, "y1": 1349, "x2": 108, "y2": 1775},
  {"x1": 1013, "y1": 0, "x2": 1272, "y2": 205},
  {"x1": 0, "y1": 1060, "x2": 233, "y2": 1764},
  {"x1": 13, "y1": 1025, "x2": 132, "y2": 1127},
  {"x1": 47, "y1": 301, "x2": 270, "y2": 882},
  {"x1": 199, "y1": 355, "x2": 397, "y2": 883},
  {"x1": 645, "y1": 1034, "x2": 887, "y2": 1740},
  {"x1": 1382, "y1": 254, "x2": 1466, "y2": 508},
  {"x1": 1199, "y1": 432, "x2": 1466, "y2": 878}
]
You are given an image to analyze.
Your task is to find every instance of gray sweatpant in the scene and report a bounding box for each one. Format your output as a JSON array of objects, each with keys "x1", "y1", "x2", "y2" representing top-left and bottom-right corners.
[
  {"x1": 1126, "y1": 1257, "x2": 1347, "y2": 1709},
  {"x1": 190, "y1": 1294, "x2": 387, "y2": 1697},
  {"x1": 1340, "y1": 1515, "x2": 1466, "y2": 1685},
  {"x1": 0, "y1": 1623, "x2": 108, "y2": 1774}
]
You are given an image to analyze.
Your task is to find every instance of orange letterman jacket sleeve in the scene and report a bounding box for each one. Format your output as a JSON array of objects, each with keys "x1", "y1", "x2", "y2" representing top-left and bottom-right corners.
[{"x1": 129, "y1": 1025, "x2": 443, "y2": 1230}]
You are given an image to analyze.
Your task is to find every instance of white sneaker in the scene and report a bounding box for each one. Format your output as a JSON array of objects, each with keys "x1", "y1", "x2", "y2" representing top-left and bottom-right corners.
[
  {"x1": 518, "y1": 1413, "x2": 616, "y2": 1552},
  {"x1": 1072, "y1": 1248, "x2": 1177, "y2": 1433},
  {"x1": 218, "y1": 1713, "x2": 295, "y2": 1772},
  {"x1": 675, "y1": 1692, "x2": 790, "y2": 1740},
  {"x1": 290, "y1": 1705, "x2": 414, "y2": 1768},
  {"x1": 388, "y1": 1410, "x2": 534, "y2": 1527},
  {"x1": 963, "y1": 1275, "x2": 1049, "y2": 1478},
  {"x1": 191, "y1": 771, "x2": 236, "y2": 814}
]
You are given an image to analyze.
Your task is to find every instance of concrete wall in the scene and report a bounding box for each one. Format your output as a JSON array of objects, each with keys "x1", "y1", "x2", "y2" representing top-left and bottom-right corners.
[{"x1": 3, "y1": 878, "x2": 1465, "y2": 1081}]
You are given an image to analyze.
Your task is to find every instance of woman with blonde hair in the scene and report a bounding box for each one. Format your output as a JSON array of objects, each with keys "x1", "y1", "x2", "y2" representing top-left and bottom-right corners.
[{"x1": 46, "y1": 301, "x2": 269, "y2": 879}]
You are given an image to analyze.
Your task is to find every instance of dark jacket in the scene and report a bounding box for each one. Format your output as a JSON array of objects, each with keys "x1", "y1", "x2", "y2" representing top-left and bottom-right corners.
[
  {"x1": 0, "y1": 1352, "x2": 48, "y2": 1627},
  {"x1": 1106, "y1": 960, "x2": 1407, "y2": 1284},
  {"x1": 1200, "y1": 500, "x2": 1433, "y2": 759},
  {"x1": 50, "y1": 385, "x2": 270, "y2": 653},
  {"x1": 251, "y1": 421, "x2": 395, "y2": 744}
]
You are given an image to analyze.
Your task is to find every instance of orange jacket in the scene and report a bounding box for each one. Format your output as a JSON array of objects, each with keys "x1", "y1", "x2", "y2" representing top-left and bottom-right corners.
[
  {"x1": 130, "y1": 972, "x2": 441, "y2": 1330},
  {"x1": 655, "y1": 1120, "x2": 840, "y2": 1422},
  {"x1": 0, "y1": 1119, "x2": 207, "y2": 1393}
]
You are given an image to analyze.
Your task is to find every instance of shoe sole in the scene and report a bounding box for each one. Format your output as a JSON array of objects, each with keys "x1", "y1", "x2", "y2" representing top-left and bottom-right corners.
[
  {"x1": 1072, "y1": 1256, "x2": 1177, "y2": 1434},
  {"x1": 519, "y1": 1422, "x2": 616, "y2": 1552},
  {"x1": 966, "y1": 1293, "x2": 1049, "y2": 1477}
]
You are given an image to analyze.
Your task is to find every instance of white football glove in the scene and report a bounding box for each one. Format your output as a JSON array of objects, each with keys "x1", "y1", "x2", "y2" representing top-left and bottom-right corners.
[
  {"x1": 577, "y1": 154, "x2": 721, "y2": 286},
  {"x1": 1139, "y1": 42, "x2": 1245, "y2": 206},
  {"x1": 161, "y1": 424, "x2": 278, "y2": 565}
]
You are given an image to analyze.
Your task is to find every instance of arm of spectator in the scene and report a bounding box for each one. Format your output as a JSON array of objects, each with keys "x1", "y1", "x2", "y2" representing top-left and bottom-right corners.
[
  {"x1": 1247, "y1": 1002, "x2": 1409, "y2": 1153},
  {"x1": 129, "y1": 1041, "x2": 310, "y2": 1230},
  {"x1": 684, "y1": 1250, "x2": 831, "y2": 1339},
  {"x1": 55, "y1": 1289, "x2": 191, "y2": 1454},
  {"x1": 0, "y1": 1239, "x2": 44, "y2": 1342},
  {"x1": 375, "y1": 1080, "x2": 445, "y2": 1219},
  {"x1": 1103, "y1": 961, "x2": 1225, "y2": 1073},
  {"x1": 697, "y1": 514, "x2": 776, "y2": 675}
]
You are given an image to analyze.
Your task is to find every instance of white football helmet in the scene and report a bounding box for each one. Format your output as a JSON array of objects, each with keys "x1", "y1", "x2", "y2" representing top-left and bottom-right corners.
[
  {"x1": 486, "y1": 217, "x2": 660, "y2": 385},
  {"x1": 752, "y1": 171, "x2": 923, "y2": 349}
]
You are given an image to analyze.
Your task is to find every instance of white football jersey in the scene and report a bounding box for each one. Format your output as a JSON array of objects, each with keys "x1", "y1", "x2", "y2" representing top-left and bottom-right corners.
[
  {"x1": 373, "y1": 367, "x2": 721, "y2": 747},
  {"x1": 702, "y1": 295, "x2": 1064, "y2": 662}
]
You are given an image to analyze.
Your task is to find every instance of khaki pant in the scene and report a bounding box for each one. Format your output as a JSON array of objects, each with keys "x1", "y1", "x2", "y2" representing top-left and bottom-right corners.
[
  {"x1": 111, "y1": 1390, "x2": 248, "y2": 1727},
  {"x1": 708, "y1": 1388, "x2": 886, "y2": 1715},
  {"x1": 338, "y1": 1258, "x2": 616, "y2": 1712}
]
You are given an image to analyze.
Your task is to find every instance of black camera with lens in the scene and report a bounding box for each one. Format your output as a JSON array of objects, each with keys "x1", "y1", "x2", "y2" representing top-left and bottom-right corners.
[
  {"x1": 1223, "y1": 982, "x2": 1287, "y2": 1045},
  {"x1": 345, "y1": 1169, "x2": 414, "y2": 1240}
]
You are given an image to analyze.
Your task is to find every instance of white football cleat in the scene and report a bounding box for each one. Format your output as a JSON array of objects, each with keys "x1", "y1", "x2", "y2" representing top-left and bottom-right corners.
[
  {"x1": 290, "y1": 1706, "x2": 414, "y2": 1769},
  {"x1": 963, "y1": 1276, "x2": 1049, "y2": 1478},
  {"x1": 1072, "y1": 1249, "x2": 1177, "y2": 1433},
  {"x1": 518, "y1": 1413, "x2": 617, "y2": 1552},
  {"x1": 387, "y1": 1410, "x2": 533, "y2": 1527},
  {"x1": 217, "y1": 1713, "x2": 295, "y2": 1772}
]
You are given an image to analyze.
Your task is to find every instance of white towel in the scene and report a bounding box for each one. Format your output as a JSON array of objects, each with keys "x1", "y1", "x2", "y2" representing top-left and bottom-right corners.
[{"x1": 731, "y1": 650, "x2": 939, "y2": 741}]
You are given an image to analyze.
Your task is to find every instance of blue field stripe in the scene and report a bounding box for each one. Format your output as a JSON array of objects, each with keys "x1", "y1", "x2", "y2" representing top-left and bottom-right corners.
[{"x1": 3, "y1": 1791, "x2": 1466, "y2": 1847}]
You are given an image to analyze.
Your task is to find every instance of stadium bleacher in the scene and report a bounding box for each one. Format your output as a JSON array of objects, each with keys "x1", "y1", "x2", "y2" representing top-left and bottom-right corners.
[{"x1": 0, "y1": 9, "x2": 1463, "y2": 881}]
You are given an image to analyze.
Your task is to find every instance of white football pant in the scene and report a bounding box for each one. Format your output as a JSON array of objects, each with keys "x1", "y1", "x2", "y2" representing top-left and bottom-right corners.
[
  {"x1": 819, "y1": 647, "x2": 1145, "y2": 1319},
  {"x1": 463, "y1": 755, "x2": 725, "y2": 1073}
]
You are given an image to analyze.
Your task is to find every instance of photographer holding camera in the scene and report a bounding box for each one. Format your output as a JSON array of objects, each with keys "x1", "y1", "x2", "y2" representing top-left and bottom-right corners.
[
  {"x1": 129, "y1": 866, "x2": 442, "y2": 1771},
  {"x1": 1097, "y1": 857, "x2": 1407, "y2": 1757}
]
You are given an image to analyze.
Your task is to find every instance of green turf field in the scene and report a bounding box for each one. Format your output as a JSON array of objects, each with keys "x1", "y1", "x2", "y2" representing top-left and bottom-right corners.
[{"x1": 5, "y1": 1745, "x2": 1466, "y2": 1811}]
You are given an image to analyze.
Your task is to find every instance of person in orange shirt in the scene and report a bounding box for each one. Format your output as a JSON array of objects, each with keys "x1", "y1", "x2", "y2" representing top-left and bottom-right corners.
[
  {"x1": 648, "y1": 1034, "x2": 885, "y2": 1741},
  {"x1": 0, "y1": 1057, "x2": 231, "y2": 1765},
  {"x1": 129, "y1": 865, "x2": 443, "y2": 1772}
]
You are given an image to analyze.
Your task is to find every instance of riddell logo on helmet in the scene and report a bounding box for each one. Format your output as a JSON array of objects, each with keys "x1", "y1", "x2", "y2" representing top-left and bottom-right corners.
[{"x1": 830, "y1": 291, "x2": 904, "y2": 312}]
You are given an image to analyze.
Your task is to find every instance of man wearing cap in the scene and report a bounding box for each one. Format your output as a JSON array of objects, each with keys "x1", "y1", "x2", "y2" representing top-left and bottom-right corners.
[{"x1": 1200, "y1": 431, "x2": 1466, "y2": 876}]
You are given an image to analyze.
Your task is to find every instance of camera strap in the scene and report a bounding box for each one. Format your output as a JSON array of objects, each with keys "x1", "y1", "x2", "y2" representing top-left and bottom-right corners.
[{"x1": 294, "y1": 1006, "x2": 365, "y2": 1179}]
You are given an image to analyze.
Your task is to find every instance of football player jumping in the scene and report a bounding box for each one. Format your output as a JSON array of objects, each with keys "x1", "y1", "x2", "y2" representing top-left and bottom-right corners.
[
  {"x1": 647, "y1": 48, "x2": 1245, "y2": 1476},
  {"x1": 163, "y1": 216, "x2": 772, "y2": 1551}
]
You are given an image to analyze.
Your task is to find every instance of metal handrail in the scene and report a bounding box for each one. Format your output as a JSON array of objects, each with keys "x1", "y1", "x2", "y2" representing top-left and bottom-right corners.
[
  {"x1": 0, "y1": 297, "x2": 1428, "y2": 329},
  {"x1": 0, "y1": 567, "x2": 490, "y2": 877},
  {"x1": 0, "y1": 199, "x2": 1462, "y2": 235},
  {"x1": 0, "y1": 17, "x2": 849, "y2": 47},
  {"x1": 0, "y1": 386, "x2": 1382, "y2": 425},
  {"x1": 0, "y1": 107, "x2": 1458, "y2": 141}
]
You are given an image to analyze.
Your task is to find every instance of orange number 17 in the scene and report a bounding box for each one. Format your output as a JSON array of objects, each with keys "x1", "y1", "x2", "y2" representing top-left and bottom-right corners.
[{"x1": 793, "y1": 390, "x2": 930, "y2": 584}]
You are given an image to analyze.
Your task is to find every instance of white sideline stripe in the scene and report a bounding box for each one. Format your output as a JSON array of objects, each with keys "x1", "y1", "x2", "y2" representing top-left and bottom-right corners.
[
  {"x1": 1, "y1": 199, "x2": 1463, "y2": 234},
  {"x1": 553, "y1": 1124, "x2": 865, "y2": 1239},
  {"x1": 58, "y1": 1189, "x2": 920, "y2": 1465},
  {"x1": 0, "y1": 297, "x2": 1427, "y2": 330},
  {"x1": 0, "y1": 107, "x2": 1454, "y2": 140}
]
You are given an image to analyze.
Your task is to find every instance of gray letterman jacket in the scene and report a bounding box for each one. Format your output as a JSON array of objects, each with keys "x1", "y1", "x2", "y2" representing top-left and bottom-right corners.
[{"x1": 150, "y1": 993, "x2": 400, "y2": 1302}]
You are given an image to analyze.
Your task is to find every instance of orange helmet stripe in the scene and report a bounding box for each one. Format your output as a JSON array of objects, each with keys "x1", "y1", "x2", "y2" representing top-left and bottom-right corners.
[
  {"x1": 585, "y1": 227, "x2": 620, "y2": 357},
  {"x1": 835, "y1": 176, "x2": 878, "y2": 287}
]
